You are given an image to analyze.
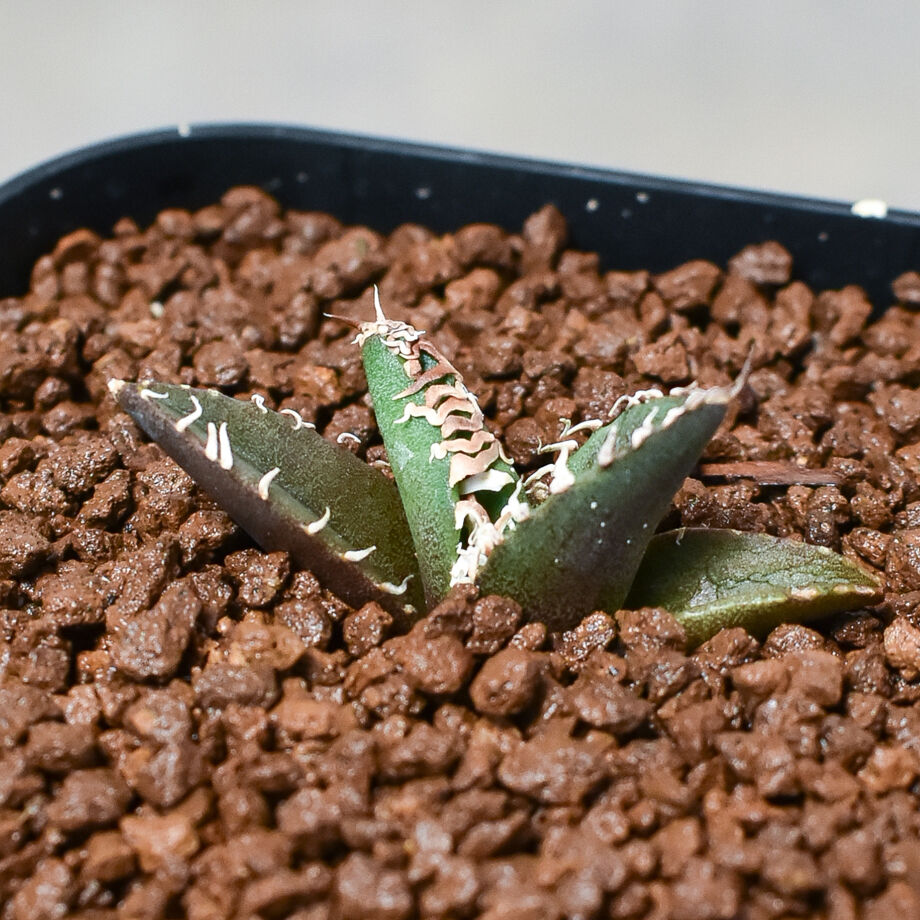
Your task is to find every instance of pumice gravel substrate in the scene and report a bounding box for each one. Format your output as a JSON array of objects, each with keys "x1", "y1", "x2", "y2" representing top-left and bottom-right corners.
[{"x1": 3, "y1": 186, "x2": 920, "y2": 918}]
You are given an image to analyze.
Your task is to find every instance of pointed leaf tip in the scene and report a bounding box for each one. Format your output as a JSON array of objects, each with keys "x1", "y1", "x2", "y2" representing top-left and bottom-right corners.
[
  {"x1": 111, "y1": 379, "x2": 423, "y2": 620},
  {"x1": 360, "y1": 315, "x2": 520, "y2": 606},
  {"x1": 625, "y1": 528, "x2": 884, "y2": 646}
]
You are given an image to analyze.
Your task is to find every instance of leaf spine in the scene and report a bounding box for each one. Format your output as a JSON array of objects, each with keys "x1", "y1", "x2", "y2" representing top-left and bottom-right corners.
[
  {"x1": 342, "y1": 545, "x2": 376, "y2": 562},
  {"x1": 175, "y1": 394, "x2": 203, "y2": 432},
  {"x1": 140, "y1": 387, "x2": 169, "y2": 401},
  {"x1": 257, "y1": 466, "x2": 281, "y2": 499},
  {"x1": 205, "y1": 423, "x2": 219, "y2": 461},
  {"x1": 217, "y1": 422, "x2": 233, "y2": 470},
  {"x1": 305, "y1": 506, "x2": 331, "y2": 535}
]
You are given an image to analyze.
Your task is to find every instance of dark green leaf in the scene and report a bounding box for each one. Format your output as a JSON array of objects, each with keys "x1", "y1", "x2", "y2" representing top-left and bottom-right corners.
[
  {"x1": 361, "y1": 335, "x2": 464, "y2": 605},
  {"x1": 479, "y1": 387, "x2": 731, "y2": 631},
  {"x1": 625, "y1": 527, "x2": 884, "y2": 645},
  {"x1": 109, "y1": 379, "x2": 423, "y2": 621}
]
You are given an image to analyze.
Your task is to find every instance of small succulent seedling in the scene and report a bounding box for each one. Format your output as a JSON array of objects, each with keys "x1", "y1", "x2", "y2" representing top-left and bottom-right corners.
[{"x1": 109, "y1": 290, "x2": 882, "y2": 643}]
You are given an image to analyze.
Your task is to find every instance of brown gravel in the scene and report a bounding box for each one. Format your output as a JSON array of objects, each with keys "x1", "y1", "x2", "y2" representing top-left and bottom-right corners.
[{"x1": 1, "y1": 187, "x2": 920, "y2": 918}]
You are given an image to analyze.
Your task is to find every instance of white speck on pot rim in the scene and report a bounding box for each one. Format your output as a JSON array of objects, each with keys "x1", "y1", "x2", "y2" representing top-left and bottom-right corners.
[{"x1": 851, "y1": 198, "x2": 888, "y2": 218}]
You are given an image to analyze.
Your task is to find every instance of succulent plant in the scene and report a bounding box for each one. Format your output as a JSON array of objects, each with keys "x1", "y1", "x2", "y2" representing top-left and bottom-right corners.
[{"x1": 109, "y1": 290, "x2": 882, "y2": 645}]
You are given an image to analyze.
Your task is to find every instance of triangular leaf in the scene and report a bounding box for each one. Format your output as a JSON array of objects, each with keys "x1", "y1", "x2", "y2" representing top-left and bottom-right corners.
[
  {"x1": 361, "y1": 335, "x2": 464, "y2": 605},
  {"x1": 478, "y1": 387, "x2": 731, "y2": 631},
  {"x1": 624, "y1": 528, "x2": 884, "y2": 645},
  {"x1": 110, "y1": 380, "x2": 423, "y2": 621},
  {"x1": 569, "y1": 392, "x2": 704, "y2": 475},
  {"x1": 361, "y1": 323, "x2": 518, "y2": 605}
]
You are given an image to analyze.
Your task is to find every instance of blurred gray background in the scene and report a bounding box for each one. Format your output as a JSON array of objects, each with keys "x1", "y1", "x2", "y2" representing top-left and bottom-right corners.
[{"x1": 2, "y1": 1, "x2": 919, "y2": 210}]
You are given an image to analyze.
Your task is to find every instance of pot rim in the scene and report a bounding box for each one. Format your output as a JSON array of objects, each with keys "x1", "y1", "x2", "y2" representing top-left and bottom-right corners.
[
  {"x1": 1, "y1": 122, "x2": 919, "y2": 307},
  {"x1": 5, "y1": 122, "x2": 920, "y2": 220}
]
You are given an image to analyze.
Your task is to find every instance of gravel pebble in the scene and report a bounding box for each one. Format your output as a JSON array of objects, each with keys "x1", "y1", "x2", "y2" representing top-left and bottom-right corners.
[{"x1": 0, "y1": 191, "x2": 913, "y2": 917}]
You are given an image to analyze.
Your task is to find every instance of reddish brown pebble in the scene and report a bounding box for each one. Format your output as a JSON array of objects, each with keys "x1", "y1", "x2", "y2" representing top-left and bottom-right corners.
[
  {"x1": 46, "y1": 768, "x2": 131, "y2": 832},
  {"x1": 0, "y1": 191, "x2": 918, "y2": 916},
  {"x1": 470, "y1": 647, "x2": 544, "y2": 716},
  {"x1": 893, "y1": 270, "x2": 920, "y2": 306},
  {"x1": 728, "y1": 240, "x2": 793, "y2": 285},
  {"x1": 342, "y1": 602, "x2": 393, "y2": 657},
  {"x1": 654, "y1": 259, "x2": 722, "y2": 311}
]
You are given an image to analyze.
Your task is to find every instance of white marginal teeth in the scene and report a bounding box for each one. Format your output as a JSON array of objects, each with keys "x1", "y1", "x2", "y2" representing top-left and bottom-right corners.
[
  {"x1": 539, "y1": 438, "x2": 578, "y2": 494},
  {"x1": 608, "y1": 387, "x2": 665, "y2": 418},
  {"x1": 140, "y1": 387, "x2": 169, "y2": 401},
  {"x1": 378, "y1": 575, "x2": 412, "y2": 595},
  {"x1": 629, "y1": 410, "x2": 659, "y2": 450},
  {"x1": 217, "y1": 422, "x2": 233, "y2": 470},
  {"x1": 305, "y1": 506, "x2": 331, "y2": 535},
  {"x1": 175, "y1": 394, "x2": 203, "y2": 432},
  {"x1": 558, "y1": 417, "x2": 603, "y2": 437},
  {"x1": 660, "y1": 405, "x2": 686, "y2": 429},
  {"x1": 257, "y1": 466, "x2": 281, "y2": 499},
  {"x1": 280, "y1": 408, "x2": 315, "y2": 430},
  {"x1": 205, "y1": 422, "x2": 219, "y2": 461}
]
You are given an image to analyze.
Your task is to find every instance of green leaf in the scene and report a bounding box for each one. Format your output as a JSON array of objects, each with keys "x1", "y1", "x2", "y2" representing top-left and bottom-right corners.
[
  {"x1": 478, "y1": 387, "x2": 731, "y2": 631},
  {"x1": 569, "y1": 392, "x2": 702, "y2": 475},
  {"x1": 109, "y1": 379, "x2": 423, "y2": 621},
  {"x1": 624, "y1": 528, "x2": 884, "y2": 646},
  {"x1": 361, "y1": 335, "x2": 463, "y2": 605},
  {"x1": 359, "y1": 305, "x2": 518, "y2": 605}
]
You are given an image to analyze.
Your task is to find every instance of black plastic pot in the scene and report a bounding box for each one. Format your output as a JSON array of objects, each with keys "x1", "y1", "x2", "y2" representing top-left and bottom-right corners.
[{"x1": 1, "y1": 124, "x2": 919, "y2": 309}]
